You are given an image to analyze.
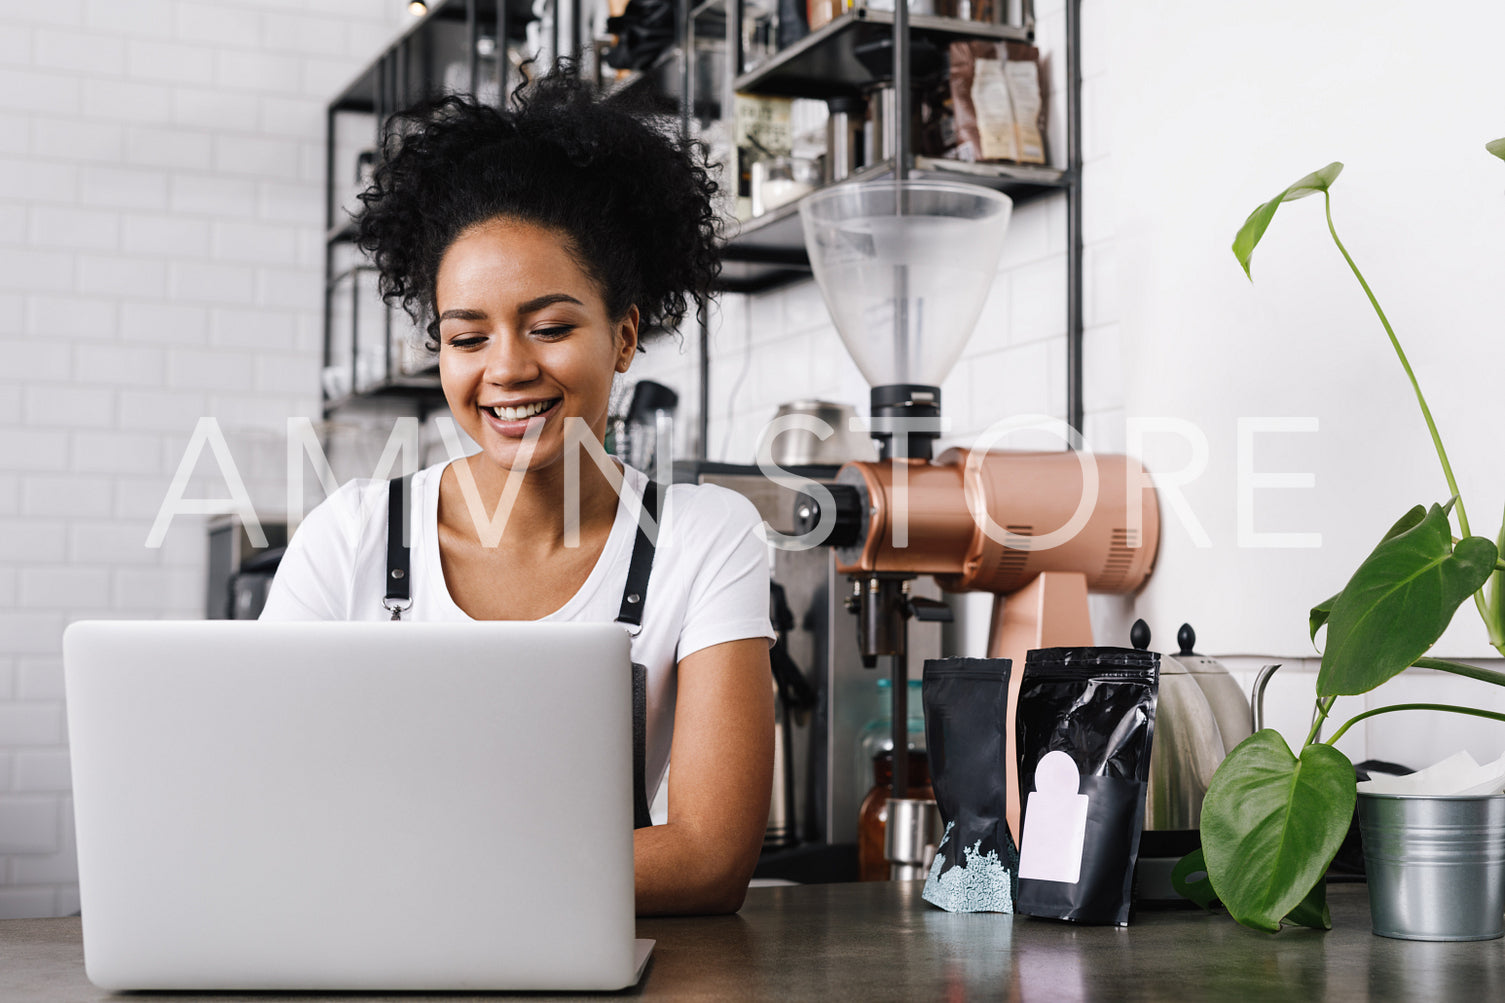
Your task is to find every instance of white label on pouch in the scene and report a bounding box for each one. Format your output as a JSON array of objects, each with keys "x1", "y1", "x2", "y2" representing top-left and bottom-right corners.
[{"x1": 1017, "y1": 750, "x2": 1089, "y2": 884}]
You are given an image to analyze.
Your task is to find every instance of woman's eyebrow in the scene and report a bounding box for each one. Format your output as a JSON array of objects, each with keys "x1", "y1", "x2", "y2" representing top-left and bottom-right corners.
[
  {"x1": 438, "y1": 294, "x2": 583, "y2": 323},
  {"x1": 438, "y1": 308, "x2": 488, "y2": 322},
  {"x1": 516, "y1": 293, "x2": 583, "y2": 314}
]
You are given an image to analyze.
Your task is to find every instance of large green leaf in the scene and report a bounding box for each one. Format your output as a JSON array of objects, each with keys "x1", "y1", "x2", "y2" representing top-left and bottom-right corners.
[
  {"x1": 1201, "y1": 730, "x2": 1355, "y2": 933},
  {"x1": 1318, "y1": 502, "x2": 1498, "y2": 696},
  {"x1": 1232, "y1": 162, "x2": 1344, "y2": 278},
  {"x1": 1310, "y1": 505, "x2": 1426, "y2": 643},
  {"x1": 1487, "y1": 137, "x2": 1505, "y2": 161}
]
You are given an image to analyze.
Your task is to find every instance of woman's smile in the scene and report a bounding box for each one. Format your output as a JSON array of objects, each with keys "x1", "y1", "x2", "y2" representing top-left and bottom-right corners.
[{"x1": 480, "y1": 397, "x2": 561, "y2": 437}]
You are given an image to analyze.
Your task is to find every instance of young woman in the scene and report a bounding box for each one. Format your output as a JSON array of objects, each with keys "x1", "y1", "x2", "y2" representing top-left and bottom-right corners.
[{"x1": 261, "y1": 68, "x2": 774, "y2": 916}]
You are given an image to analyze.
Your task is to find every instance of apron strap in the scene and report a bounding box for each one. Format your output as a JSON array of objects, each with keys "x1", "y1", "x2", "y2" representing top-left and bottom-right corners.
[
  {"x1": 383, "y1": 474, "x2": 414, "y2": 621},
  {"x1": 617, "y1": 479, "x2": 660, "y2": 829},
  {"x1": 616, "y1": 479, "x2": 658, "y2": 629}
]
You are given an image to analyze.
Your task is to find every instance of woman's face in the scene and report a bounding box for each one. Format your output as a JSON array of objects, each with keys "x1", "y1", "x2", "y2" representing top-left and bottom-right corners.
[{"x1": 435, "y1": 217, "x2": 637, "y2": 475}]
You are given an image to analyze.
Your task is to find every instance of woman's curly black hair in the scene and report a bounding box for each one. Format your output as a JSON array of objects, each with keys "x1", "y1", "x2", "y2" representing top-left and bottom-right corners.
[{"x1": 356, "y1": 63, "x2": 722, "y2": 350}]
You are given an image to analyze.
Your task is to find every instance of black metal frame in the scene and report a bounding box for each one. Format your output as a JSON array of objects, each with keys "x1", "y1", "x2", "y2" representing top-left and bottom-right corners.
[{"x1": 321, "y1": 0, "x2": 1084, "y2": 445}]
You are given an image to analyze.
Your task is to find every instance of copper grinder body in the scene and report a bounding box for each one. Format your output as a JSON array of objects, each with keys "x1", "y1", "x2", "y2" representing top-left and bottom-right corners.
[{"x1": 829, "y1": 449, "x2": 1160, "y2": 595}]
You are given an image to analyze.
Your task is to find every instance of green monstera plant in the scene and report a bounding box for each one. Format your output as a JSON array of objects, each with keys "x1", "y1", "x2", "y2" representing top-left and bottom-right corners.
[{"x1": 1184, "y1": 140, "x2": 1505, "y2": 933}]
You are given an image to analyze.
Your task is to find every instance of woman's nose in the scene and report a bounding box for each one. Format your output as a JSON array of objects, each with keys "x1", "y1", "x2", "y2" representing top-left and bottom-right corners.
[{"x1": 481, "y1": 333, "x2": 539, "y2": 386}]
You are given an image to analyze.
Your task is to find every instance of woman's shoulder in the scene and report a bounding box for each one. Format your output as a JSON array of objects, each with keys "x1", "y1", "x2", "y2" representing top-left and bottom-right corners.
[
  {"x1": 667, "y1": 481, "x2": 761, "y2": 529},
  {"x1": 622, "y1": 466, "x2": 763, "y2": 539},
  {"x1": 295, "y1": 462, "x2": 443, "y2": 544},
  {"x1": 299, "y1": 476, "x2": 385, "y2": 535}
]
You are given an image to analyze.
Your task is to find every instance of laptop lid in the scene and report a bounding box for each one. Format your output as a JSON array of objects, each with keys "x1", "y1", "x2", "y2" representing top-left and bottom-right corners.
[{"x1": 64, "y1": 620, "x2": 648, "y2": 992}]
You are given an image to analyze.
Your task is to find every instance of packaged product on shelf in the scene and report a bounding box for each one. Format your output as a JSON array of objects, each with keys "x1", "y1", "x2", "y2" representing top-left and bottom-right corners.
[
  {"x1": 946, "y1": 40, "x2": 1048, "y2": 165},
  {"x1": 733, "y1": 94, "x2": 794, "y2": 221},
  {"x1": 806, "y1": 0, "x2": 848, "y2": 32},
  {"x1": 1002, "y1": 42, "x2": 1047, "y2": 164}
]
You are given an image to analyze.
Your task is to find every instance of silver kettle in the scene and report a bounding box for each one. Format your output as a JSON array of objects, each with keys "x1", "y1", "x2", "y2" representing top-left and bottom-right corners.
[{"x1": 1139, "y1": 622, "x2": 1252, "y2": 832}]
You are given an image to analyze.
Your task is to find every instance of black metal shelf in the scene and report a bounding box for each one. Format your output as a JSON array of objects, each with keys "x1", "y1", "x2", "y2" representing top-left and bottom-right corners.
[
  {"x1": 733, "y1": 6, "x2": 1030, "y2": 99},
  {"x1": 329, "y1": 0, "x2": 537, "y2": 113},
  {"x1": 716, "y1": 157, "x2": 1068, "y2": 293}
]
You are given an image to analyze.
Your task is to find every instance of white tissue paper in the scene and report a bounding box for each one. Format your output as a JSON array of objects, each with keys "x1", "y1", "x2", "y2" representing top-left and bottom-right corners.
[{"x1": 1357, "y1": 750, "x2": 1505, "y2": 796}]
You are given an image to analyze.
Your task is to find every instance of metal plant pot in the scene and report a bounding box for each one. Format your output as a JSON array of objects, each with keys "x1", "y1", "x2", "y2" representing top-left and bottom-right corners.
[{"x1": 1357, "y1": 792, "x2": 1505, "y2": 941}]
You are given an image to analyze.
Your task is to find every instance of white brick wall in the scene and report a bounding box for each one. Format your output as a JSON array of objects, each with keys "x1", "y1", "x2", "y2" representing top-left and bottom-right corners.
[{"x1": 0, "y1": 0, "x2": 409, "y2": 918}]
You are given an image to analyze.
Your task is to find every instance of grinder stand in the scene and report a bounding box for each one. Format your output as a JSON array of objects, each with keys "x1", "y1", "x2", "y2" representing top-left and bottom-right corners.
[
  {"x1": 844, "y1": 573, "x2": 953, "y2": 804},
  {"x1": 985, "y1": 571, "x2": 1095, "y2": 847}
]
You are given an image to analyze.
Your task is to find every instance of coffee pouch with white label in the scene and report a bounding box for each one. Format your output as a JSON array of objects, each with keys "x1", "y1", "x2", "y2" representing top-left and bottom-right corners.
[
  {"x1": 920, "y1": 657, "x2": 1017, "y2": 913},
  {"x1": 1015, "y1": 647, "x2": 1159, "y2": 926}
]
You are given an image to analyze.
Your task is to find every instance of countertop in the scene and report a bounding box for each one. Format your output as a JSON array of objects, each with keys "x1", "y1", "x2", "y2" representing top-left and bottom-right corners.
[{"x1": 2, "y1": 881, "x2": 1502, "y2": 1001}]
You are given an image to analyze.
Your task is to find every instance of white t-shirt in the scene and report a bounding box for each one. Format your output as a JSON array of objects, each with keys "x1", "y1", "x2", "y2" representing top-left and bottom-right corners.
[{"x1": 260, "y1": 460, "x2": 775, "y2": 802}]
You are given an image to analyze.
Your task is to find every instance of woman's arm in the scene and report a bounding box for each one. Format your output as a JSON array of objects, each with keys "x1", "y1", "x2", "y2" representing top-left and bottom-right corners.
[{"x1": 633, "y1": 636, "x2": 773, "y2": 915}]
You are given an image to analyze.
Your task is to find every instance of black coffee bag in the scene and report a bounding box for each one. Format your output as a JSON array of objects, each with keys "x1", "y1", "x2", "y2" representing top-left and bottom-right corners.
[
  {"x1": 1015, "y1": 646, "x2": 1159, "y2": 926},
  {"x1": 920, "y1": 656, "x2": 1017, "y2": 913}
]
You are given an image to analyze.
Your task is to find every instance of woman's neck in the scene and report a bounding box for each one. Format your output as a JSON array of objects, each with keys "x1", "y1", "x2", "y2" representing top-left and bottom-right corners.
[{"x1": 442, "y1": 453, "x2": 623, "y2": 553}]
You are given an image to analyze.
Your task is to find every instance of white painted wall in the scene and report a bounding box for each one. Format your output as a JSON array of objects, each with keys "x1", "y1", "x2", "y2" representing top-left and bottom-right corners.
[
  {"x1": 1106, "y1": 0, "x2": 1505, "y2": 660},
  {"x1": 0, "y1": 0, "x2": 410, "y2": 919},
  {"x1": 1097, "y1": 0, "x2": 1505, "y2": 775}
]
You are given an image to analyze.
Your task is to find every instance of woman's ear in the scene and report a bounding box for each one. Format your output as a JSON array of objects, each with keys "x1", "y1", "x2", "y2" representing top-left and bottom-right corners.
[{"x1": 615, "y1": 306, "x2": 640, "y2": 373}]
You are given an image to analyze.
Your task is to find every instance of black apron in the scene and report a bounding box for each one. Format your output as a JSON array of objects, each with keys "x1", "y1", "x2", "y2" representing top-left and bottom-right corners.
[{"x1": 383, "y1": 473, "x2": 659, "y2": 830}]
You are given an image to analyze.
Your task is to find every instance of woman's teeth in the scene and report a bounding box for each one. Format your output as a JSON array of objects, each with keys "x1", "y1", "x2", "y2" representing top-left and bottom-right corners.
[{"x1": 490, "y1": 400, "x2": 554, "y2": 421}]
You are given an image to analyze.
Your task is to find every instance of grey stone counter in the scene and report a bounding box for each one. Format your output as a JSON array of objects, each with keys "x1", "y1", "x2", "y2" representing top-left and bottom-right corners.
[{"x1": 2, "y1": 882, "x2": 1502, "y2": 1000}]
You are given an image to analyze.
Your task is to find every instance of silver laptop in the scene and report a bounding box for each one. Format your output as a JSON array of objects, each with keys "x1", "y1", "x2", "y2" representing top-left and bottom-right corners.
[{"x1": 64, "y1": 620, "x2": 653, "y2": 992}]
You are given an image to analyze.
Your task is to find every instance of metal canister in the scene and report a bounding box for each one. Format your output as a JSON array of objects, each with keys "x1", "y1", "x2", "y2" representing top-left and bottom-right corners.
[
  {"x1": 825, "y1": 95, "x2": 867, "y2": 183},
  {"x1": 885, "y1": 797, "x2": 944, "y2": 881},
  {"x1": 1358, "y1": 792, "x2": 1505, "y2": 941},
  {"x1": 864, "y1": 85, "x2": 897, "y2": 165}
]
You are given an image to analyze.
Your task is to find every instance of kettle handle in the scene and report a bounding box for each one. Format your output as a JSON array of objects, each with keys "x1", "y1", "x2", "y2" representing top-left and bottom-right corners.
[{"x1": 1251, "y1": 663, "x2": 1282, "y2": 732}]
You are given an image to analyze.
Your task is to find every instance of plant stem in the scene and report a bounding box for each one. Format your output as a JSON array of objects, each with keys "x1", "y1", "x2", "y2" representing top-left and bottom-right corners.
[
  {"x1": 1303, "y1": 695, "x2": 1335, "y2": 748},
  {"x1": 1322, "y1": 191, "x2": 1488, "y2": 627},
  {"x1": 1414, "y1": 656, "x2": 1505, "y2": 688},
  {"x1": 1324, "y1": 703, "x2": 1505, "y2": 748}
]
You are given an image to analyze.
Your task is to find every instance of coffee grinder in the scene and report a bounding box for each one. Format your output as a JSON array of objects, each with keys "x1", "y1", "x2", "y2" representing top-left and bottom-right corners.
[{"x1": 794, "y1": 179, "x2": 1161, "y2": 853}]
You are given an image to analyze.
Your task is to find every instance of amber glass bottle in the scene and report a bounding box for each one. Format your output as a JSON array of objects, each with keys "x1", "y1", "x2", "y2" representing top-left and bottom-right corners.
[{"x1": 856, "y1": 749, "x2": 934, "y2": 881}]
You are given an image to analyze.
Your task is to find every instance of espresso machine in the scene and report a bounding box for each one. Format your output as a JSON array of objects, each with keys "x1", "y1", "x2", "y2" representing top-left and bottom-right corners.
[{"x1": 793, "y1": 179, "x2": 1162, "y2": 849}]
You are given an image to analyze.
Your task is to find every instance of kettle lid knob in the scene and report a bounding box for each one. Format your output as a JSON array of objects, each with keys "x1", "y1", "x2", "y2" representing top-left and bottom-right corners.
[
  {"x1": 1177, "y1": 623, "x2": 1196, "y2": 656},
  {"x1": 1130, "y1": 619, "x2": 1151, "y2": 651}
]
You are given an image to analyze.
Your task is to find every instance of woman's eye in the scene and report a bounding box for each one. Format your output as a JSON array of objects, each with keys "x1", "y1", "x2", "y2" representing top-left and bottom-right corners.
[
  {"x1": 446, "y1": 335, "x2": 485, "y2": 349},
  {"x1": 533, "y1": 325, "x2": 575, "y2": 340}
]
